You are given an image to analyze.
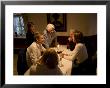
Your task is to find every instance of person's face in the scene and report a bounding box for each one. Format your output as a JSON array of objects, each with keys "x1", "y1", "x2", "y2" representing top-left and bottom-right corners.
[
  {"x1": 31, "y1": 25, "x2": 35, "y2": 32},
  {"x1": 72, "y1": 35, "x2": 76, "y2": 43},
  {"x1": 38, "y1": 35, "x2": 45, "y2": 44},
  {"x1": 47, "y1": 26, "x2": 54, "y2": 33},
  {"x1": 70, "y1": 32, "x2": 74, "y2": 38},
  {"x1": 48, "y1": 28, "x2": 54, "y2": 33}
]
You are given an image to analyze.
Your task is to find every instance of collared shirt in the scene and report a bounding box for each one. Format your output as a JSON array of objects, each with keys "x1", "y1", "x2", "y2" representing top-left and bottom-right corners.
[
  {"x1": 26, "y1": 42, "x2": 46, "y2": 67},
  {"x1": 43, "y1": 30, "x2": 57, "y2": 48}
]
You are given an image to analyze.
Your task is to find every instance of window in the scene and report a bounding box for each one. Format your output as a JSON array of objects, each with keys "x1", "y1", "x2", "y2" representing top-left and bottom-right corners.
[{"x1": 13, "y1": 14, "x2": 26, "y2": 37}]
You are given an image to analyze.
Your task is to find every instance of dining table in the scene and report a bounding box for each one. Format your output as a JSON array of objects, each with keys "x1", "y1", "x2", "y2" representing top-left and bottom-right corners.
[{"x1": 24, "y1": 45, "x2": 73, "y2": 75}]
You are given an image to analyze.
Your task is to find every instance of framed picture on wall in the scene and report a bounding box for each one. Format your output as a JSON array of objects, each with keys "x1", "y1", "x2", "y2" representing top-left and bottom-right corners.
[{"x1": 47, "y1": 13, "x2": 66, "y2": 32}]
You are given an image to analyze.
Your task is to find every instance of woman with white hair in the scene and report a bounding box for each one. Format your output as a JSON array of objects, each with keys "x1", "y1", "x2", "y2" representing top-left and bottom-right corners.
[{"x1": 43, "y1": 23, "x2": 57, "y2": 48}]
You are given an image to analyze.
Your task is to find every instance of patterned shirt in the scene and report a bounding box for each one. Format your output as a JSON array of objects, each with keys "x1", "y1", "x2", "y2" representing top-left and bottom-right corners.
[{"x1": 43, "y1": 30, "x2": 57, "y2": 48}]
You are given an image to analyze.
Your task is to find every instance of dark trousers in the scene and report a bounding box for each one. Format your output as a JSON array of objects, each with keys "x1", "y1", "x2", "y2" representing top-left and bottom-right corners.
[
  {"x1": 71, "y1": 58, "x2": 96, "y2": 75},
  {"x1": 17, "y1": 48, "x2": 29, "y2": 75}
]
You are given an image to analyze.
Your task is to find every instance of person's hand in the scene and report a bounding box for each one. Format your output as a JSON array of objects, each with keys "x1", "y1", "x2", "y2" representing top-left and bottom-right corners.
[
  {"x1": 59, "y1": 53, "x2": 65, "y2": 58},
  {"x1": 76, "y1": 60, "x2": 80, "y2": 64},
  {"x1": 68, "y1": 37, "x2": 72, "y2": 42},
  {"x1": 74, "y1": 59, "x2": 80, "y2": 65},
  {"x1": 60, "y1": 53, "x2": 70, "y2": 58}
]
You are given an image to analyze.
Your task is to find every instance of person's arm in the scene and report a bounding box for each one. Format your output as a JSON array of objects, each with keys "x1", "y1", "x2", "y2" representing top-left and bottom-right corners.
[
  {"x1": 30, "y1": 64, "x2": 37, "y2": 75},
  {"x1": 64, "y1": 44, "x2": 81, "y2": 61},
  {"x1": 42, "y1": 45, "x2": 46, "y2": 52},
  {"x1": 51, "y1": 37, "x2": 57, "y2": 47},
  {"x1": 29, "y1": 45, "x2": 40, "y2": 65},
  {"x1": 54, "y1": 31, "x2": 57, "y2": 47},
  {"x1": 51, "y1": 31, "x2": 57, "y2": 47},
  {"x1": 54, "y1": 35, "x2": 57, "y2": 47},
  {"x1": 68, "y1": 37, "x2": 73, "y2": 42},
  {"x1": 67, "y1": 37, "x2": 74, "y2": 49},
  {"x1": 43, "y1": 31, "x2": 49, "y2": 48},
  {"x1": 41, "y1": 45, "x2": 46, "y2": 55}
]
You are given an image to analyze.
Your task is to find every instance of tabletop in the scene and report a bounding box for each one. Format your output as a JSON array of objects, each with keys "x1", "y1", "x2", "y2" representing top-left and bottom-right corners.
[{"x1": 24, "y1": 45, "x2": 73, "y2": 75}]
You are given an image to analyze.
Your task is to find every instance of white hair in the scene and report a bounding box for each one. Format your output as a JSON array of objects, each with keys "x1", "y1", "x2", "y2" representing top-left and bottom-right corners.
[
  {"x1": 70, "y1": 29, "x2": 78, "y2": 33},
  {"x1": 46, "y1": 24, "x2": 55, "y2": 30}
]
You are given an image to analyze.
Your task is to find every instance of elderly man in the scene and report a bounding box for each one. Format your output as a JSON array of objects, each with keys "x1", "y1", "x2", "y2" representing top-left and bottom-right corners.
[{"x1": 43, "y1": 23, "x2": 57, "y2": 48}]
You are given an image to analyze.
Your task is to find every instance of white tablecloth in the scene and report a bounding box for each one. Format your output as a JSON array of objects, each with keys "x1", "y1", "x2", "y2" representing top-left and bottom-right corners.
[
  {"x1": 58, "y1": 58, "x2": 72, "y2": 75},
  {"x1": 24, "y1": 45, "x2": 72, "y2": 75},
  {"x1": 24, "y1": 58, "x2": 72, "y2": 75}
]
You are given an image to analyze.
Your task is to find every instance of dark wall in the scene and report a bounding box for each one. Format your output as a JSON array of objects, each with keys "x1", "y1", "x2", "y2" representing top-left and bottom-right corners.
[{"x1": 84, "y1": 35, "x2": 97, "y2": 58}]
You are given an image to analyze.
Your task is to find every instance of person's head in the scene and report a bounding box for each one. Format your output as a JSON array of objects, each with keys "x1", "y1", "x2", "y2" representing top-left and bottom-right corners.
[
  {"x1": 69, "y1": 29, "x2": 78, "y2": 38},
  {"x1": 73, "y1": 31, "x2": 84, "y2": 43},
  {"x1": 46, "y1": 24, "x2": 55, "y2": 33},
  {"x1": 41, "y1": 48, "x2": 58, "y2": 69},
  {"x1": 34, "y1": 32, "x2": 45, "y2": 44},
  {"x1": 27, "y1": 22, "x2": 35, "y2": 33}
]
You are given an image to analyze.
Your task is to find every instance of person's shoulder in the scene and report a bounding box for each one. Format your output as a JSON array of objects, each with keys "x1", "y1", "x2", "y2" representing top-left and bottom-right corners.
[
  {"x1": 53, "y1": 30, "x2": 56, "y2": 33},
  {"x1": 29, "y1": 42, "x2": 37, "y2": 48},
  {"x1": 52, "y1": 30, "x2": 56, "y2": 35},
  {"x1": 56, "y1": 66, "x2": 63, "y2": 75},
  {"x1": 26, "y1": 31, "x2": 32, "y2": 35},
  {"x1": 30, "y1": 65, "x2": 37, "y2": 74},
  {"x1": 31, "y1": 42, "x2": 36, "y2": 45},
  {"x1": 76, "y1": 43, "x2": 84, "y2": 47},
  {"x1": 43, "y1": 29, "x2": 47, "y2": 34},
  {"x1": 43, "y1": 30, "x2": 48, "y2": 36}
]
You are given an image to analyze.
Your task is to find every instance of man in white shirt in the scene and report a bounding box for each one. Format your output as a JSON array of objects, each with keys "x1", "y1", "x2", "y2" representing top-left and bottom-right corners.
[{"x1": 26, "y1": 32, "x2": 46, "y2": 67}]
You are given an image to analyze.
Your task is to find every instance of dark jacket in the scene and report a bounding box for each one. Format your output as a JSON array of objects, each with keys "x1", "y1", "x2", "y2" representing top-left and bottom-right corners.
[{"x1": 67, "y1": 40, "x2": 76, "y2": 51}]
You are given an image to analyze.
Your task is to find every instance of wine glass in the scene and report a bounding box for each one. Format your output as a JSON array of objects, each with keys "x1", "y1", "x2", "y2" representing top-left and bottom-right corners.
[
  {"x1": 58, "y1": 53, "x2": 63, "y2": 67},
  {"x1": 57, "y1": 44, "x2": 64, "y2": 54},
  {"x1": 57, "y1": 43, "x2": 60, "y2": 52}
]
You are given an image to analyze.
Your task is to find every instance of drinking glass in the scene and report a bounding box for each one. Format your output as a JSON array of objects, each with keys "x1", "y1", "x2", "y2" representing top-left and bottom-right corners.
[{"x1": 58, "y1": 53, "x2": 63, "y2": 67}]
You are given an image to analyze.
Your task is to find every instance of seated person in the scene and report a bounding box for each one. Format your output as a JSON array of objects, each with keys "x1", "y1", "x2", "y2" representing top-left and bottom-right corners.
[
  {"x1": 43, "y1": 23, "x2": 57, "y2": 48},
  {"x1": 67, "y1": 29, "x2": 77, "y2": 51},
  {"x1": 26, "y1": 32, "x2": 46, "y2": 68},
  {"x1": 29, "y1": 48, "x2": 63, "y2": 75},
  {"x1": 63, "y1": 31, "x2": 88, "y2": 67}
]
